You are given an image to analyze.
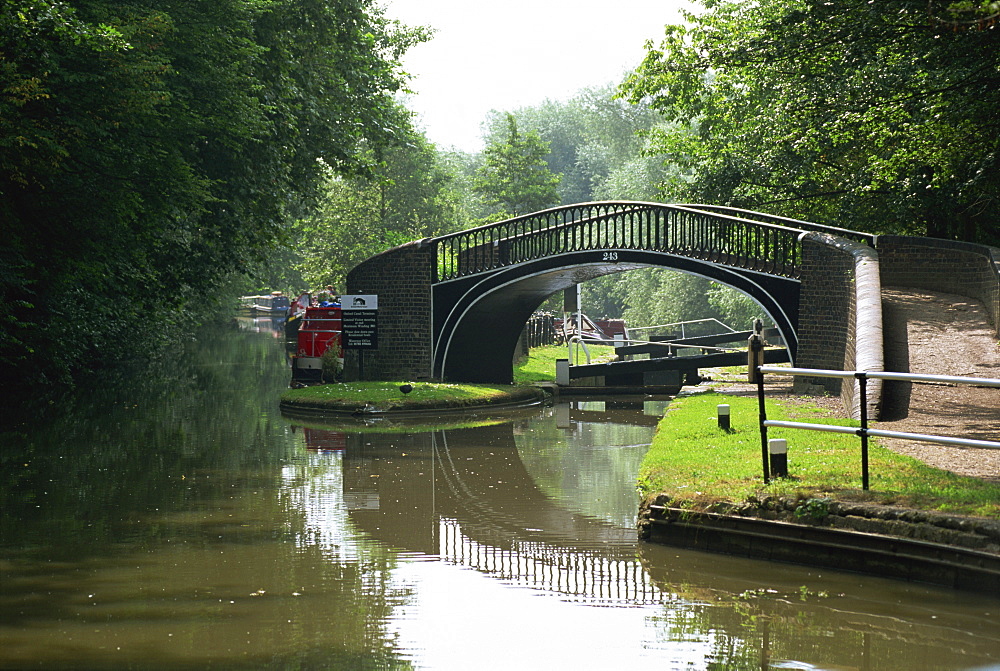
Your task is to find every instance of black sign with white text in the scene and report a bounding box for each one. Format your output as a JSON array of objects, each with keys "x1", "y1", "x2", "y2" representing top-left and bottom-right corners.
[{"x1": 342, "y1": 310, "x2": 378, "y2": 349}]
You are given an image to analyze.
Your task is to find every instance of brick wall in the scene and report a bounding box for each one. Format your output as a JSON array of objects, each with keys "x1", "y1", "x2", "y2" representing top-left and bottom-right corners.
[
  {"x1": 796, "y1": 233, "x2": 883, "y2": 419},
  {"x1": 878, "y1": 236, "x2": 1000, "y2": 337},
  {"x1": 343, "y1": 239, "x2": 435, "y2": 381}
]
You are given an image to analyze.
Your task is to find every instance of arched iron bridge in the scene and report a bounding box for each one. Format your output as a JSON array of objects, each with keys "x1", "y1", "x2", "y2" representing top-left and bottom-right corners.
[{"x1": 428, "y1": 202, "x2": 873, "y2": 383}]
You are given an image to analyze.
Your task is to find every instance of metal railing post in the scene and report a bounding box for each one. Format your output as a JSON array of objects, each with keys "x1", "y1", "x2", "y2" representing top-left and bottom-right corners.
[
  {"x1": 756, "y1": 365, "x2": 771, "y2": 484},
  {"x1": 856, "y1": 372, "x2": 870, "y2": 491}
]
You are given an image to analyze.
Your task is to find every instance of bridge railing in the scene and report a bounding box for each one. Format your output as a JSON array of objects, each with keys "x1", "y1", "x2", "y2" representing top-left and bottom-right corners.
[
  {"x1": 680, "y1": 204, "x2": 878, "y2": 247},
  {"x1": 433, "y1": 202, "x2": 807, "y2": 282},
  {"x1": 438, "y1": 516, "x2": 663, "y2": 605}
]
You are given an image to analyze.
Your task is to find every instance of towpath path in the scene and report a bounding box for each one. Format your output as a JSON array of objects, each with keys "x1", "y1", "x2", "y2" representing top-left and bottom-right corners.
[{"x1": 879, "y1": 287, "x2": 1000, "y2": 482}]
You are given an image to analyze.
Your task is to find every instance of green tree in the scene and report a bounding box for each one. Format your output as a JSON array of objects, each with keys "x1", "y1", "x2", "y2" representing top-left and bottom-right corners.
[
  {"x1": 293, "y1": 120, "x2": 460, "y2": 290},
  {"x1": 620, "y1": 0, "x2": 1000, "y2": 245},
  {"x1": 473, "y1": 113, "x2": 560, "y2": 219},
  {"x1": 483, "y1": 101, "x2": 589, "y2": 204},
  {"x1": 621, "y1": 269, "x2": 721, "y2": 331},
  {"x1": 618, "y1": 269, "x2": 763, "y2": 334},
  {"x1": 707, "y1": 285, "x2": 766, "y2": 331},
  {"x1": 482, "y1": 86, "x2": 668, "y2": 204},
  {"x1": 0, "y1": 0, "x2": 427, "y2": 392}
]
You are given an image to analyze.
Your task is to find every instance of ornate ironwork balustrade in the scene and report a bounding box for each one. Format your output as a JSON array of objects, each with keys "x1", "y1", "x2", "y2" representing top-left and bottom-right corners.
[{"x1": 433, "y1": 201, "x2": 866, "y2": 283}]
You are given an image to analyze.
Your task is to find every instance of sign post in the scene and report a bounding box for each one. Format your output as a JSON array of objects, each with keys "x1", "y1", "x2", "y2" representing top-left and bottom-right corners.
[{"x1": 340, "y1": 295, "x2": 378, "y2": 378}]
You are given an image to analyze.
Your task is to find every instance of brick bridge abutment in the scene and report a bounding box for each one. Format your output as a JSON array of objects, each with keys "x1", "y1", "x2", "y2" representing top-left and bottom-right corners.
[{"x1": 343, "y1": 238, "x2": 435, "y2": 383}]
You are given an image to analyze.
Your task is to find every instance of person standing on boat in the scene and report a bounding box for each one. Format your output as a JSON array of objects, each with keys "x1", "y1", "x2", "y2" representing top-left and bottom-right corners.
[
  {"x1": 317, "y1": 286, "x2": 339, "y2": 307},
  {"x1": 319, "y1": 286, "x2": 340, "y2": 307}
]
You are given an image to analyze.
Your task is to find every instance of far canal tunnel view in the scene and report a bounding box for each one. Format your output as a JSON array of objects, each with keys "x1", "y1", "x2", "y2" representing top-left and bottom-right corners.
[{"x1": 508, "y1": 269, "x2": 786, "y2": 393}]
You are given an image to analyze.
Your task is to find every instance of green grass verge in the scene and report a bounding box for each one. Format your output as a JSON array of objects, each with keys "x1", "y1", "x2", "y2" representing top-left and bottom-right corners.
[
  {"x1": 513, "y1": 343, "x2": 616, "y2": 384},
  {"x1": 280, "y1": 415, "x2": 511, "y2": 434},
  {"x1": 283, "y1": 341, "x2": 620, "y2": 414},
  {"x1": 281, "y1": 381, "x2": 542, "y2": 413},
  {"x1": 640, "y1": 391, "x2": 1000, "y2": 518}
]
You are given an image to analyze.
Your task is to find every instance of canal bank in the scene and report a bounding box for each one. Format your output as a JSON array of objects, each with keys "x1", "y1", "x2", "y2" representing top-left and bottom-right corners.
[
  {"x1": 638, "y1": 384, "x2": 1000, "y2": 595},
  {"x1": 279, "y1": 381, "x2": 548, "y2": 417},
  {"x1": 640, "y1": 498, "x2": 1000, "y2": 594}
]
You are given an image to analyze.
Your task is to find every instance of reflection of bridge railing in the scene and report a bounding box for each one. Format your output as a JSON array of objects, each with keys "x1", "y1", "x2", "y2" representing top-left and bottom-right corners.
[
  {"x1": 433, "y1": 202, "x2": 870, "y2": 283},
  {"x1": 438, "y1": 517, "x2": 664, "y2": 605}
]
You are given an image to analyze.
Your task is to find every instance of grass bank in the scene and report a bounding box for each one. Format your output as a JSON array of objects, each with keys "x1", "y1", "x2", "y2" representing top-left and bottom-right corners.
[
  {"x1": 281, "y1": 344, "x2": 608, "y2": 415},
  {"x1": 513, "y1": 343, "x2": 616, "y2": 384},
  {"x1": 280, "y1": 381, "x2": 545, "y2": 414},
  {"x1": 641, "y1": 391, "x2": 1000, "y2": 519}
]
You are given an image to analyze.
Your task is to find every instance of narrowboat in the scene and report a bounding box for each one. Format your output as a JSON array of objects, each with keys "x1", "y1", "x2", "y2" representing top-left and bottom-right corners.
[
  {"x1": 290, "y1": 306, "x2": 343, "y2": 385},
  {"x1": 554, "y1": 313, "x2": 627, "y2": 342},
  {"x1": 238, "y1": 291, "x2": 291, "y2": 314}
]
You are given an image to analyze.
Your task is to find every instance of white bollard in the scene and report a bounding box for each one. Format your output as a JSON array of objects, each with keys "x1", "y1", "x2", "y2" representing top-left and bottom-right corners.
[
  {"x1": 717, "y1": 404, "x2": 731, "y2": 431},
  {"x1": 768, "y1": 438, "x2": 788, "y2": 478},
  {"x1": 555, "y1": 358, "x2": 570, "y2": 386}
]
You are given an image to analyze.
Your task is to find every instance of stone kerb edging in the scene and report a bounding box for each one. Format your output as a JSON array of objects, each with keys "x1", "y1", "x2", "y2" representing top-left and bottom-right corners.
[
  {"x1": 639, "y1": 499, "x2": 1000, "y2": 594},
  {"x1": 801, "y1": 232, "x2": 884, "y2": 420}
]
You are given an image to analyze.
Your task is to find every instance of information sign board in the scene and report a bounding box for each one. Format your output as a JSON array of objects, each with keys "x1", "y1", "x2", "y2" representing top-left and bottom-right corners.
[{"x1": 341, "y1": 294, "x2": 378, "y2": 349}]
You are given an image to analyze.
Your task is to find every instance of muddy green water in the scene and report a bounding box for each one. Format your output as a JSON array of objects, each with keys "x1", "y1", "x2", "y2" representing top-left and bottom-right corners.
[{"x1": 2, "y1": 319, "x2": 999, "y2": 670}]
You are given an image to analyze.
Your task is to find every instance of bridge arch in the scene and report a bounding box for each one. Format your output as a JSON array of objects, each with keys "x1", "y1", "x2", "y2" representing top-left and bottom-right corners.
[{"x1": 432, "y1": 249, "x2": 799, "y2": 383}]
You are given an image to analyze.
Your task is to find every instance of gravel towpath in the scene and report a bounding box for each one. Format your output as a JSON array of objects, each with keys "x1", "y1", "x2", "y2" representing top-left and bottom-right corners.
[{"x1": 879, "y1": 287, "x2": 1000, "y2": 482}]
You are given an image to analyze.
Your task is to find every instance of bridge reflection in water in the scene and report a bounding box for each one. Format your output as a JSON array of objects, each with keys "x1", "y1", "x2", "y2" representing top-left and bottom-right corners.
[
  {"x1": 437, "y1": 516, "x2": 661, "y2": 605},
  {"x1": 333, "y1": 404, "x2": 663, "y2": 604},
  {"x1": 288, "y1": 404, "x2": 1000, "y2": 668}
]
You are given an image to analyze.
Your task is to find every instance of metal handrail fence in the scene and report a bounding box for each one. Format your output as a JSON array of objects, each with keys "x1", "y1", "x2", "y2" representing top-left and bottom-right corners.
[
  {"x1": 621, "y1": 339, "x2": 737, "y2": 355},
  {"x1": 524, "y1": 312, "x2": 558, "y2": 348},
  {"x1": 433, "y1": 202, "x2": 808, "y2": 282},
  {"x1": 755, "y1": 365, "x2": 1000, "y2": 489}
]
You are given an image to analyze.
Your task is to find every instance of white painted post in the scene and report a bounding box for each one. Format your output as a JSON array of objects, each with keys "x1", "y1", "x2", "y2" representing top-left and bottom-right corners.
[
  {"x1": 555, "y1": 359, "x2": 570, "y2": 386},
  {"x1": 768, "y1": 438, "x2": 788, "y2": 478},
  {"x1": 717, "y1": 404, "x2": 731, "y2": 431}
]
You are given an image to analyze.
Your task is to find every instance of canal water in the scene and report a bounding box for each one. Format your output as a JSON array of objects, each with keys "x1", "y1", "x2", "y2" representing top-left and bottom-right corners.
[{"x1": 2, "y1": 319, "x2": 1000, "y2": 670}]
